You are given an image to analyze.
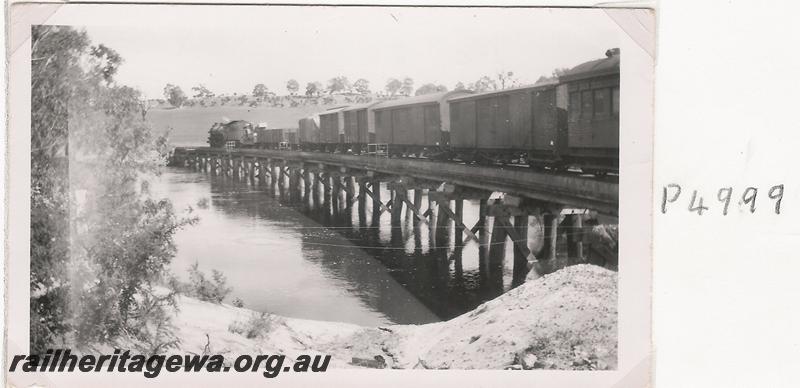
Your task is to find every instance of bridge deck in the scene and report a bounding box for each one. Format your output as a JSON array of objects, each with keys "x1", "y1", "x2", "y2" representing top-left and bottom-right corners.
[{"x1": 174, "y1": 147, "x2": 619, "y2": 216}]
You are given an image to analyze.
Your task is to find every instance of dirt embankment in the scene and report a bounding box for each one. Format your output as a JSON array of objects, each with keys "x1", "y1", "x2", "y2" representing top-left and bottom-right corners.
[{"x1": 171, "y1": 264, "x2": 618, "y2": 370}]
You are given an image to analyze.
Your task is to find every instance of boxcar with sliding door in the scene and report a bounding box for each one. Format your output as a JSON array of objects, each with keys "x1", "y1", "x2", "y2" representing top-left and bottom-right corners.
[
  {"x1": 253, "y1": 127, "x2": 296, "y2": 149},
  {"x1": 372, "y1": 90, "x2": 471, "y2": 157},
  {"x1": 318, "y1": 106, "x2": 348, "y2": 152},
  {"x1": 284, "y1": 128, "x2": 298, "y2": 150},
  {"x1": 341, "y1": 101, "x2": 381, "y2": 154},
  {"x1": 448, "y1": 81, "x2": 562, "y2": 165},
  {"x1": 298, "y1": 115, "x2": 321, "y2": 151},
  {"x1": 254, "y1": 126, "x2": 270, "y2": 149}
]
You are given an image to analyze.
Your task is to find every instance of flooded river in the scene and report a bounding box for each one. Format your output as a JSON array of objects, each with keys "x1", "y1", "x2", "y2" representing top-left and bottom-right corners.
[{"x1": 154, "y1": 167, "x2": 535, "y2": 327}]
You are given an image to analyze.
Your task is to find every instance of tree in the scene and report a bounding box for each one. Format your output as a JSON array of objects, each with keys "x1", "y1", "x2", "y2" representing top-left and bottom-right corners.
[
  {"x1": 400, "y1": 77, "x2": 414, "y2": 96},
  {"x1": 89, "y1": 44, "x2": 122, "y2": 85},
  {"x1": 453, "y1": 82, "x2": 466, "y2": 91},
  {"x1": 327, "y1": 76, "x2": 350, "y2": 95},
  {"x1": 535, "y1": 75, "x2": 551, "y2": 84},
  {"x1": 252, "y1": 83, "x2": 268, "y2": 99},
  {"x1": 31, "y1": 25, "x2": 88, "y2": 355},
  {"x1": 286, "y1": 79, "x2": 299, "y2": 95},
  {"x1": 305, "y1": 81, "x2": 322, "y2": 97},
  {"x1": 353, "y1": 79, "x2": 371, "y2": 95},
  {"x1": 163, "y1": 84, "x2": 187, "y2": 108},
  {"x1": 415, "y1": 83, "x2": 448, "y2": 96},
  {"x1": 535, "y1": 68, "x2": 570, "y2": 85},
  {"x1": 385, "y1": 78, "x2": 402, "y2": 97},
  {"x1": 191, "y1": 84, "x2": 214, "y2": 99},
  {"x1": 31, "y1": 25, "x2": 193, "y2": 354},
  {"x1": 139, "y1": 98, "x2": 150, "y2": 121},
  {"x1": 496, "y1": 70, "x2": 519, "y2": 89},
  {"x1": 552, "y1": 67, "x2": 570, "y2": 78},
  {"x1": 470, "y1": 76, "x2": 498, "y2": 92}
]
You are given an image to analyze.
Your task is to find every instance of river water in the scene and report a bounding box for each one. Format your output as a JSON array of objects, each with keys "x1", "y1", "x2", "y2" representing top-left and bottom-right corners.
[{"x1": 153, "y1": 167, "x2": 532, "y2": 327}]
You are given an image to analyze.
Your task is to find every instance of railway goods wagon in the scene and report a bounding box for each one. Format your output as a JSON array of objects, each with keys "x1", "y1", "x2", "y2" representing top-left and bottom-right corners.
[
  {"x1": 285, "y1": 129, "x2": 298, "y2": 149},
  {"x1": 256, "y1": 128, "x2": 298, "y2": 150},
  {"x1": 560, "y1": 48, "x2": 620, "y2": 173},
  {"x1": 373, "y1": 90, "x2": 471, "y2": 156},
  {"x1": 269, "y1": 129, "x2": 284, "y2": 145},
  {"x1": 252, "y1": 123, "x2": 268, "y2": 148},
  {"x1": 298, "y1": 115, "x2": 321, "y2": 150},
  {"x1": 448, "y1": 80, "x2": 562, "y2": 164},
  {"x1": 341, "y1": 101, "x2": 381, "y2": 154},
  {"x1": 254, "y1": 127, "x2": 270, "y2": 148},
  {"x1": 318, "y1": 106, "x2": 347, "y2": 152}
]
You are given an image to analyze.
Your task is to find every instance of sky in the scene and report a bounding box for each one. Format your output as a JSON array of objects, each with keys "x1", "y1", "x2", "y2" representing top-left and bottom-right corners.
[{"x1": 48, "y1": 5, "x2": 620, "y2": 99}]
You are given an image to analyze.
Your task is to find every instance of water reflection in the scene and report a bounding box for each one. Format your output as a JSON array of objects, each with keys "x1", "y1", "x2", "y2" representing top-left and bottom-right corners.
[
  {"x1": 264, "y1": 171, "x2": 513, "y2": 321},
  {"x1": 156, "y1": 167, "x2": 532, "y2": 327}
]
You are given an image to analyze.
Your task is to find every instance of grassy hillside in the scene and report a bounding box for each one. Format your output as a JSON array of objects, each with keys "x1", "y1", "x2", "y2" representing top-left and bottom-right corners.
[{"x1": 149, "y1": 104, "x2": 340, "y2": 147}]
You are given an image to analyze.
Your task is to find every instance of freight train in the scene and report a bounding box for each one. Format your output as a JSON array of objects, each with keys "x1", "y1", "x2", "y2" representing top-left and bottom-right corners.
[
  {"x1": 208, "y1": 48, "x2": 619, "y2": 174},
  {"x1": 208, "y1": 121, "x2": 298, "y2": 150}
]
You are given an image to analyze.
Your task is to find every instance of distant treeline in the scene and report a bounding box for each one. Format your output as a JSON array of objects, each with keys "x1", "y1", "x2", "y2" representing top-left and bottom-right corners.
[{"x1": 156, "y1": 69, "x2": 570, "y2": 109}]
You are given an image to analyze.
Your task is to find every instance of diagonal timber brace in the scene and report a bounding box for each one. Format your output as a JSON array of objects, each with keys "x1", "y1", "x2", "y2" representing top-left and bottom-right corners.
[
  {"x1": 401, "y1": 196, "x2": 429, "y2": 224},
  {"x1": 437, "y1": 203, "x2": 479, "y2": 243},
  {"x1": 493, "y1": 217, "x2": 536, "y2": 268},
  {"x1": 361, "y1": 185, "x2": 391, "y2": 213}
]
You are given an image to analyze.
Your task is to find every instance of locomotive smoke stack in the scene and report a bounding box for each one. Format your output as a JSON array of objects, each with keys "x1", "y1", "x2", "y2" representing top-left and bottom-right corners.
[{"x1": 606, "y1": 48, "x2": 620, "y2": 57}]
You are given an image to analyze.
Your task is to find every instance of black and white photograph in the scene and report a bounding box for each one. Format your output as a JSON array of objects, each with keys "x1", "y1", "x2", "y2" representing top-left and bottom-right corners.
[{"x1": 6, "y1": 3, "x2": 654, "y2": 387}]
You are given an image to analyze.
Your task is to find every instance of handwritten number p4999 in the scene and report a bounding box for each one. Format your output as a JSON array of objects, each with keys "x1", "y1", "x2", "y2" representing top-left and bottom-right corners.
[{"x1": 661, "y1": 184, "x2": 783, "y2": 215}]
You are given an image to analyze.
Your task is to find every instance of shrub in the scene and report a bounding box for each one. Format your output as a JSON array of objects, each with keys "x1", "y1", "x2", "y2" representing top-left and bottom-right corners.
[
  {"x1": 183, "y1": 262, "x2": 232, "y2": 303},
  {"x1": 124, "y1": 290, "x2": 181, "y2": 356},
  {"x1": 196, "y1": 197, "x2": 209, "y2": 209},
  {"x1": 228, "y1": 312, "x2": 274, "y2": 339}
]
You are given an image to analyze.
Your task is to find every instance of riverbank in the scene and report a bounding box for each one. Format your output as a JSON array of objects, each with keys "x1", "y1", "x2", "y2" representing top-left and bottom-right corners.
[{"x1": 169, "y1": 264, "x2": 618, "y2": 370}]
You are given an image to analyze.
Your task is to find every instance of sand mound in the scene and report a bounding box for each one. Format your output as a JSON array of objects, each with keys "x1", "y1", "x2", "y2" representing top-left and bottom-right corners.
[{"x1": 398, "y1": 264, "x2": 618, "y2": 370}]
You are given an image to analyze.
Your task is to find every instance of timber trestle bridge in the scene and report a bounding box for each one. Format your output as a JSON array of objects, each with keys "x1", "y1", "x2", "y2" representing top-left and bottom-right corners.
[{"x1": 170, "y1": 147, "x2": 618, "y2": 284}]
